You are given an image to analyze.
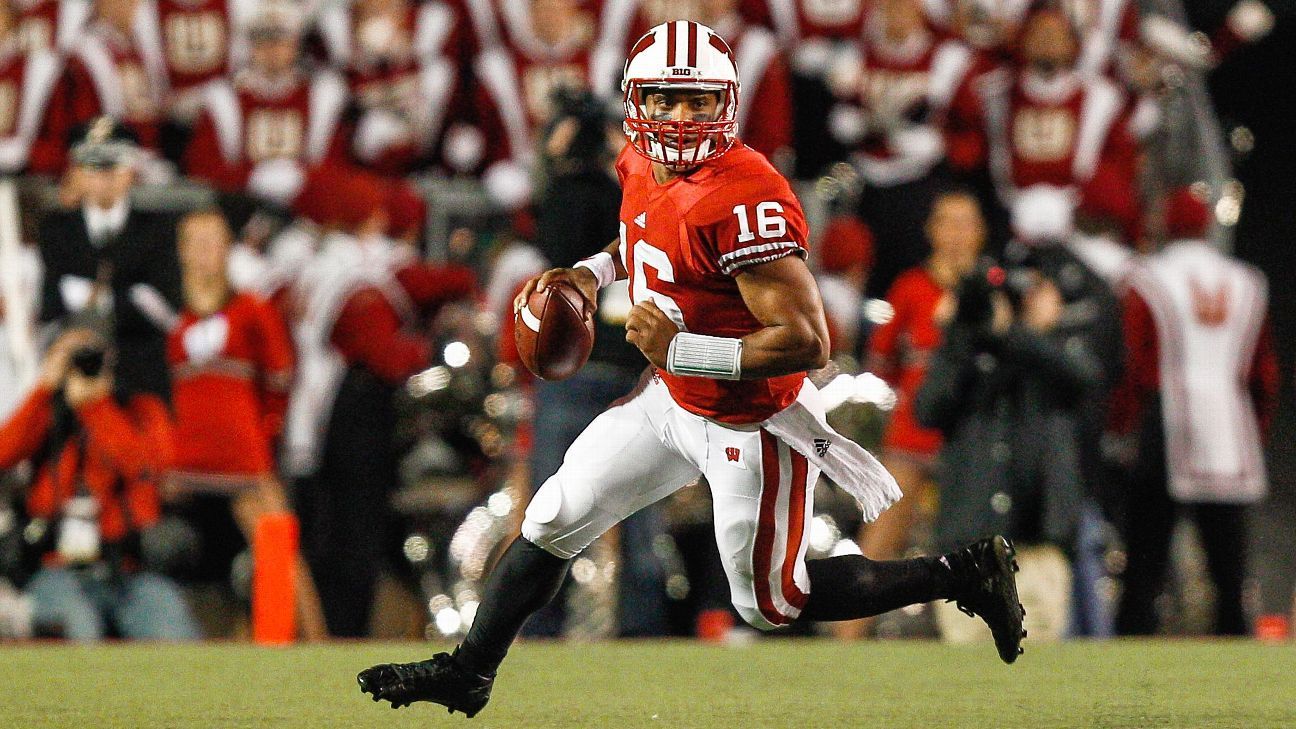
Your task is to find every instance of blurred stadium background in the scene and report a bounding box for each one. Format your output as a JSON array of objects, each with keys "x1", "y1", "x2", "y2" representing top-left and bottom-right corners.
[{"x1": 1, "y1": 0, "x2": 1296, "y2": 722}]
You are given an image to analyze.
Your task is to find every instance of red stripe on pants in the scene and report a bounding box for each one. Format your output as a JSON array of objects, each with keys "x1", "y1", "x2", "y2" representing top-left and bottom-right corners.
[
  {"x1": 782, "y1": 450, "x2": 809, "y2": 610},
  {"x1": 754, "y1": 430, "x2": 788, "y2": 626}
]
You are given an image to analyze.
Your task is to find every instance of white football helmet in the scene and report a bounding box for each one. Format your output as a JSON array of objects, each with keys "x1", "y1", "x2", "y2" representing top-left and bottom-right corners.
[{"x1": 622, "y1": 21, "x2": 741, "y2": 170}]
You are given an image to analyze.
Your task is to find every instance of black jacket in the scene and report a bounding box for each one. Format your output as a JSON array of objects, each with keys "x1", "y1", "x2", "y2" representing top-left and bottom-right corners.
[
  {"x1": 535, "y1": 167, "x2": 642, "y2": 372},
  {"x1": 916, "y1": 251, "x2": 1116, "y2": 551},
  {"x1": 38, "y1": 206, "x2": 182, "y2": 400}
]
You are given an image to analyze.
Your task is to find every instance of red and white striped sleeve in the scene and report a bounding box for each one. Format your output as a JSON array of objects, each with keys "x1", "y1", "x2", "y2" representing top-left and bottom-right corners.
[{"x1": 701, "y1": 179, "x2": 810, "y2": 277}]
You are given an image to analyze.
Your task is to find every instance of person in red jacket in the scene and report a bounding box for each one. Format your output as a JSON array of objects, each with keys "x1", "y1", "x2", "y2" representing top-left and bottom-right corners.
[
  {"x1": 965, "y1": 7, "x2": 1138, "y2": 204},
  {"x1": 319, "y1": 0, "x2": 471, "y2": 177},
  {"x1": 826, "y1": 0, "x2": 973, "y2": 296},
  {"x1": 166, "y1": 208, "x2": 326, "y2": 640},
  {"x1": 0, "y1": 328, "x2": 198, "y2": 640}
]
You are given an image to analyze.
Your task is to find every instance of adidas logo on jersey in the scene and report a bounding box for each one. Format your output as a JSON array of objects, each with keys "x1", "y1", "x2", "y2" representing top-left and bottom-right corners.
[
  {"x1": 814, "y1": 438, "x2": 830, "y2": 457},
  {"x1": 634, "y1": 212, "x2": 646, "y2": 228}
]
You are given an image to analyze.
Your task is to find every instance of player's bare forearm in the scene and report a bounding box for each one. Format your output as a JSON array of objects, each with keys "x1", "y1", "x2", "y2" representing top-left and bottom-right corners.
[
  {"x1": 603, "y1": 237, "x2": 628, "y2": 280},
  {"x1": 734, "y1": 256, "x2": 830, "y2": 378}
]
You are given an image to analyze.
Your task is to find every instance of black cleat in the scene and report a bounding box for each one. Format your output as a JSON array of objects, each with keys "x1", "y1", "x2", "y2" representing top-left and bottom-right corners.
[
  {"x1": 947, "y1": 535, "x2": 1026, "y2": 664},
  {"x1": 357, "y1": 649, "x2": 494, "y2": 716}
]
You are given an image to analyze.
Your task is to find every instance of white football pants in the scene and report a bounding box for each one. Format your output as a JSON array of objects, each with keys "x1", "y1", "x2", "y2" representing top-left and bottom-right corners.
[{"x1": 521, "y1": 372, "x2": 818, "y2": 630}]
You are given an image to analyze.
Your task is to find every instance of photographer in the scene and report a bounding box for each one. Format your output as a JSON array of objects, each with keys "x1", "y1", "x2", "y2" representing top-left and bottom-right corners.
[
  {"x1": 0, "y1": 329, "x2": 198, "y2": 641},
  {"x1": 917, "y1": 250, "x2": 1107, "y2": 564}
]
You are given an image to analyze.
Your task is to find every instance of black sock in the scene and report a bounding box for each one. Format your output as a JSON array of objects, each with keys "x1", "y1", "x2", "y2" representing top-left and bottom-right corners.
[
  {"x1": 799, "y1": 554, "x2": 957, "y2": 622},
  {"x1": 454, "y1": 536, "x2": 571, "y2": 677}
]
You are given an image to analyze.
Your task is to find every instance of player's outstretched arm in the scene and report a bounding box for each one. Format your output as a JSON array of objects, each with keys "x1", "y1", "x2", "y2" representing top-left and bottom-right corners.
[
  {"x1": 513, "y1": 239, "x2": 626, "y2": 313},
  {"x1": 732, "y1": 255, "x2": 831, "y2": 377}
]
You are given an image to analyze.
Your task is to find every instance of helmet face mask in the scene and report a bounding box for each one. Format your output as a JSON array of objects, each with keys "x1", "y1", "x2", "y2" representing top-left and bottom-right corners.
[{"x1": 622, "y1": 21, "x2": 741, "y2": 170}]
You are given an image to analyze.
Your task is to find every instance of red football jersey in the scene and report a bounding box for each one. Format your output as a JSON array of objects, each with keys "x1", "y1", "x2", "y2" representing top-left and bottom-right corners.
[
  {"x1": 0, "y1": 46, "x2": 68, "y2": 174},
  {"x1": 13, "y1": 0, "x2": 89, "y2": 54},
  {"x1": 615, "y1": 142, "x2": 810, "y2": 425},
  {"x1": 167, "y1": 292, "x2": 294, "y2": 478},
  {"x1": 867, "y1": 266, "x2": 945, "y2": 457},
  {"x1": 151, "y1": 0, "x2": 235, "y2": 93},
  {"x1": 1004, "y1": 71, "x2": 1127, "y2": 190},
  {"x1": 184, "y1": 70, "x2": 348, "y2": 191},
  {"x1": 65, "y1": 23, "x2": 166, "y2": 152},
  {"x1": 740, "y1": 0, "x2": 870, "y2": 42}
]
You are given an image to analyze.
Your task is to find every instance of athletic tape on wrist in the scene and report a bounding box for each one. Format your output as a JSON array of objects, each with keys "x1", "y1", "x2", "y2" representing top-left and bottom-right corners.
[
  {"x1": 666, "y1": 332, "x2": 743, "y2": 380},
  {"x1": 574, "y1": 252, "x2": 616, "y2": 290}
]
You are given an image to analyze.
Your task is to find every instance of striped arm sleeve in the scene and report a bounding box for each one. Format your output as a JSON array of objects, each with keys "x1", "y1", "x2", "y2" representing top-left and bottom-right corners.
[{"x1": 718, "y1": 241, "x2": 807, "y2": 275}]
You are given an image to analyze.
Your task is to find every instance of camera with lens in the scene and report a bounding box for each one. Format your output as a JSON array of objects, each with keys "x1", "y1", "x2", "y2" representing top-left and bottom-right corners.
[
  {"x1": 544, "y1": 86, "x2": 621, "y2": 169},
  {"x1": 69, "y1": 345, "x2": 107, "y2": 377},
  {"x1": 954, "y1": 257, "x2": 1038, "y2": 327}
]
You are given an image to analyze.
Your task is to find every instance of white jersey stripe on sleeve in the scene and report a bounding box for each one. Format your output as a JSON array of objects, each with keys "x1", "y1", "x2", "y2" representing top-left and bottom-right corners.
[
  {"x1": 717, "y1": 240, "x2": 801, "y2": 266},
  {"x1": 720, "y1": 245, "x2": 806, "y2": 275}
]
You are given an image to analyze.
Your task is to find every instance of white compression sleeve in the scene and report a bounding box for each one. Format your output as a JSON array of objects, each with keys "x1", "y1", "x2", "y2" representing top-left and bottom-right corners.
[
  {"x1": 666, "y1": 332, "x2": 743, "y2": 380},
  {"x1": 573, "y1": 251, "x2": 616, "y2": 290}
]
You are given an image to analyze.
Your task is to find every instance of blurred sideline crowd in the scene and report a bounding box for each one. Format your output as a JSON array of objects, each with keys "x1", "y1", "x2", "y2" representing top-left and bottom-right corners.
[{"x1": 0, "y1": 0, "x2": 1288, "y2": 644}]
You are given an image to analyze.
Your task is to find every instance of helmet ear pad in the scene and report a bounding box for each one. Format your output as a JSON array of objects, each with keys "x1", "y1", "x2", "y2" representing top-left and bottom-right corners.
[{"x1": 620, "y1": 21, "x2": 742, "y2": 169}]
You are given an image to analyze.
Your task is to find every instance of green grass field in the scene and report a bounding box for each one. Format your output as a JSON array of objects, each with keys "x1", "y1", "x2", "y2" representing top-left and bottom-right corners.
[{"x1": 2, "y1": 639, "x2": 1294, "y2": 728}]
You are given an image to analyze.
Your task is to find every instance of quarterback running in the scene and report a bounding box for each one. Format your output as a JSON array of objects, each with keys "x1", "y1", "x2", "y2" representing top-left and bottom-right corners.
[{"x1": 358, "y1": 21, "x2": 1024, "y2": 717}]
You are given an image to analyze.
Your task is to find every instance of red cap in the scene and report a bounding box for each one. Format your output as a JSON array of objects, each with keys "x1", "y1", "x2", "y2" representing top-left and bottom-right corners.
[
  {"x1": 384, "y1": 182, "x2": 426, "y2": 240},
  {"x1": 1077, "y1": 171, "x2": 1141, "y2": 243},
  {"x1": 1164, "y1": 185, "x2": 1211, "y2": 240},
  {"x1": 294, "y1": 168, "x2": 386, "y2": 231},
  {"x1": 818, "y1": 215, "x2": 874, "y2": 275}
]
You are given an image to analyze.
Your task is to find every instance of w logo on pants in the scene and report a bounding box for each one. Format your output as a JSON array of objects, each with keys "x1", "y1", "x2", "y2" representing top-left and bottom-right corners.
[{"x1": 725, "y1": 447, "x2": 741, "y2": 462}]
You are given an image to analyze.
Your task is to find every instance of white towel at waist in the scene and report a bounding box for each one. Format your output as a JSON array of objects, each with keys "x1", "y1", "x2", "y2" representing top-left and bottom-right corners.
[{"x1": 762, "y1": 380, "x2": 902, "y2": 522}]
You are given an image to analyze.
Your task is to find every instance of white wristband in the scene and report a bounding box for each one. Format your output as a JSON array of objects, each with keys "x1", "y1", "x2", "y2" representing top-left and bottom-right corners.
[
  {"x1": 666, "y1": 332, "x2": 743, "y2": 380},
  {"x1": 574, "y1": 252, "x2": 616, "y2": 290}
]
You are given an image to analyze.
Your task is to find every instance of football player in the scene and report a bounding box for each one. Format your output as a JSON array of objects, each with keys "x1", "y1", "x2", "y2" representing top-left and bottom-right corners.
[{"x1": 358, "y1": 20, "x2": 1024, "y2": 717}]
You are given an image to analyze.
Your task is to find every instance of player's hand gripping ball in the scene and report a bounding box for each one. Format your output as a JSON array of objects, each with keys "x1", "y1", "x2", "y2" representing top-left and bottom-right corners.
[
  {"x1": 624, "y1": 300, "x2": 679, "y2": 370},
  {"x1": 514, "y1": 271, "x2": 596, "y2": 381}
]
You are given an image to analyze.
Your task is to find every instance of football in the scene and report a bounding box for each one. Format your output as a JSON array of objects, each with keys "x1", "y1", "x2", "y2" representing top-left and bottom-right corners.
[{"x1": 514, "y1": 280, "x2": 595, "y2": 380}]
